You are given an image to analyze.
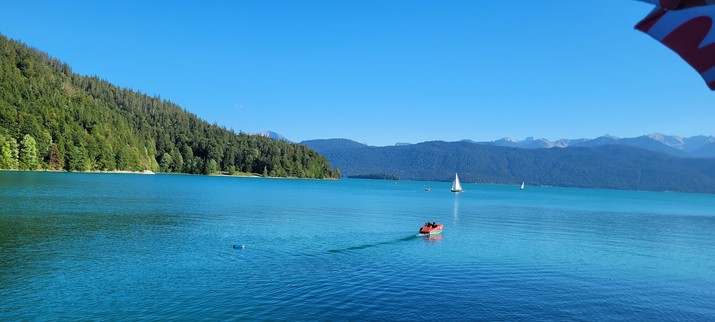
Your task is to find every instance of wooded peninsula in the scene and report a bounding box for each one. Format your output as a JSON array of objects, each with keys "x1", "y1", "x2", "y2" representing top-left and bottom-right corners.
[{"x1": 0, "y1": 34, "x2": 340, "y2": 179}]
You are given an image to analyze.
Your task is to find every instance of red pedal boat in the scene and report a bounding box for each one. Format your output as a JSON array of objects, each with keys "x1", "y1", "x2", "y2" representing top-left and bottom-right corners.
[{"x1": 419, "y1": 222, "x2": 443, "y2": 235}]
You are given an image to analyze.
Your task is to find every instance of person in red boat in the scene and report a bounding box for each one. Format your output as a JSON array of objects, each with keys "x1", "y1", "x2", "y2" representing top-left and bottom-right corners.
[{"x1": 420, "y1": 222, "x2": 443, "y2": 235}]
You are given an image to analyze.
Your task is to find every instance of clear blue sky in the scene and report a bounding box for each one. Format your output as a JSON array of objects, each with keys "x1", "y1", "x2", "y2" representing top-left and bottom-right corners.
[{"x1": 2, "y1": 0, "x2": 713, "y2": 146}]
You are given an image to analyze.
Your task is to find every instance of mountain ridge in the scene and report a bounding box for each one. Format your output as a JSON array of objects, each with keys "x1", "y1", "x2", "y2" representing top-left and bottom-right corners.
[
  {"x1": 471, "y1": 133, "x2": 715, "y2": 158},
  {"x1": 299, "y1": 133, "x2": 715, "y2": 158},
  {"x1": 302, "y1": 138, "x2": 715, "y2": 194}
]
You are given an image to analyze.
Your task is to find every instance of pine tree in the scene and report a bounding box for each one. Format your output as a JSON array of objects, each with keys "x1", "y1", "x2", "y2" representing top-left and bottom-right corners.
[
  {"x1": 8, "y1": 137, "x2": 19, "y2": 169},
  {"x1": 49, "y1": 143, "x2": 63, "y2": 170},
  {"x1": 0, "y1": 136, "x2": 13, "y2": 169},
  {"x1": 159, "y1": 153, "x2": 173, "y2": 172},
  {"x1": 205, "y1": 159, "x2": 218, "y2": 175},
  {"x1": 19, "y1": 134, "x2": 38, "y2": 170},
  {"x1": 66, "y1": 146, "x2": 87, "y2": 172}
]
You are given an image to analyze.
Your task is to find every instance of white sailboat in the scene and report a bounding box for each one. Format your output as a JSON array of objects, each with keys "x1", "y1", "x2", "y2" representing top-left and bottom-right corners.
[
  {"x1": 451, "y1": 173, "x2": 463, "y2": 193},
  {"x1": 520, "y1": 182, "x2": 525, "y2": 190}
]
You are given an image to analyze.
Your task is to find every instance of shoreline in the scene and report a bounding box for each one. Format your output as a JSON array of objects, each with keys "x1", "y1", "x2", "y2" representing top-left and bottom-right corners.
[
  {"x1": 0, "y1": 170, "x2": 709, "y2": 193},
  {"x1": 0, "y1": 169, "x2": 339, "y2": 180},
  {"x1": 0, "y1": 169, "x2": 155, "y2": 175}
]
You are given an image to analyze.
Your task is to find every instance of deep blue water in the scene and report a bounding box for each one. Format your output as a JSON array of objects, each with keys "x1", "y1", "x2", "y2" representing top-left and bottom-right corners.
[{"x1": 1, "y1": 172, "x2": 714, "y2": 321}]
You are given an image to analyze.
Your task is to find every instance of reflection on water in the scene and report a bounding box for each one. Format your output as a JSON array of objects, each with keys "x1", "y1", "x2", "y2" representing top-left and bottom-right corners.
[
  {"x1": 453, "y1": 196, "x2": 459, "y2": 226},
  {"x1": 422, "y1": 234, "x2": 443, "y2": 242}
]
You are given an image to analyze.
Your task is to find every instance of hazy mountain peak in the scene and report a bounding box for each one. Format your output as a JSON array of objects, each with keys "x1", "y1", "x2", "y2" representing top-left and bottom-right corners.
[
  {"x1": 647, "y1": 133, "x2": 685, "y2": 149},
  {"x1": 552, "y1": 139, "x2": 570, "y2": 148},
  {"x1": 259, "y1": 131, "x2": 290, "y2": 142}
]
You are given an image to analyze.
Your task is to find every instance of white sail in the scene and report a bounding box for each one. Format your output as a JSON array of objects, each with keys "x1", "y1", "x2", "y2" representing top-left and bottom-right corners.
[
  {"x1": 451, "y1": 173, "x2": 463, "y2": 192},
  {"x1": 520, "y1": 182, "x2": 525, "y2": 190}
]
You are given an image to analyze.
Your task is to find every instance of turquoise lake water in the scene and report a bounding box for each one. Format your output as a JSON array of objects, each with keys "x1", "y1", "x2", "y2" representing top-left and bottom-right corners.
[{"x1": 1, "y1": 171, "x2": 714, "y2": 320}]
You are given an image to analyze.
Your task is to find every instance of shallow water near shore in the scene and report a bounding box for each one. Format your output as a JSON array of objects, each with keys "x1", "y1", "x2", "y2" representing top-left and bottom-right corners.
[{"x1": 1, "y1": 172, "x2": 714, "y2": 320}]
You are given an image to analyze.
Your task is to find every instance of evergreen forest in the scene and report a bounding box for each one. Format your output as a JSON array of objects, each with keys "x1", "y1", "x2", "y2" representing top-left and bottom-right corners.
[{"x1": 0, "y1": 34, "x2": 339, "y2": 179}]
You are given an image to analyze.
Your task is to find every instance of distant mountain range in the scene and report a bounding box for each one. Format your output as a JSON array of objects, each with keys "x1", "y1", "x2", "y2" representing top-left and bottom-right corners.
[
  {"x1": 292, "y1": 133, "x2": 715, "y2": 158},
  {"x1": 258, "y1": 131, "x2": 715, "y2": 159},
  {"x1": 301, "y1": 138, "x2": 715, "y2": 194},
  {"x1": 476, "y1": 133, "x2": 715, "y2": 158}
]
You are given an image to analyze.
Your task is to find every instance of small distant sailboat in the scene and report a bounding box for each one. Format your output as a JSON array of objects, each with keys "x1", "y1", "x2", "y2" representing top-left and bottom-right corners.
[
  {"x1": 451, "y1": 173, "x2": 463, "y2": 193},
  {"x1": 520, "y1": 182, "x2": 525, "y2": 190}
]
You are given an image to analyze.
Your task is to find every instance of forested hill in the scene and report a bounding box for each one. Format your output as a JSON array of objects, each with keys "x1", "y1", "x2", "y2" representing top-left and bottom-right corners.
[
  {"x1": 303, "y1": 139, "x2": 715, "y2": 194},
  {"x1": 0, "y1": 34, "x2": 339, "y2": 178}
]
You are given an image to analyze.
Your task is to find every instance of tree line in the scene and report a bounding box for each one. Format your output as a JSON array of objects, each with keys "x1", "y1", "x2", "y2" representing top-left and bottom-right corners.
[{"x1": 0, "y1": 34, "x2": 339, "y2": 178}]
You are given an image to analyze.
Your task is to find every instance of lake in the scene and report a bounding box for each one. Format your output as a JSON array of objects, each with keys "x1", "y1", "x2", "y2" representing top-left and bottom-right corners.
[{"x1": 1, "y1": 171, "x2": 714, "y2": 320}]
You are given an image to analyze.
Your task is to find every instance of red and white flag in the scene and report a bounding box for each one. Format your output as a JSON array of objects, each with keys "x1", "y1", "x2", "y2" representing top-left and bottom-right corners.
[{"x1": 636, "y1": 0, "x2": 715, "y2": 90}]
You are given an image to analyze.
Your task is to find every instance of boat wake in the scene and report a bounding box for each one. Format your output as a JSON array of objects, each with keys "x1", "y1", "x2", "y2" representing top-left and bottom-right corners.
[{"x1": 328, "y1": 234, "x2": 421, "y2": 253}]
